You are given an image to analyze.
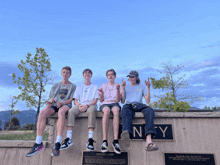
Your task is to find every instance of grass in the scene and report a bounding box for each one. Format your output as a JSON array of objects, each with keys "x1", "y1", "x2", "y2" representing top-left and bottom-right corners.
[{"x1": 0, "y1": 132, "x2": 49, "y2": 141}]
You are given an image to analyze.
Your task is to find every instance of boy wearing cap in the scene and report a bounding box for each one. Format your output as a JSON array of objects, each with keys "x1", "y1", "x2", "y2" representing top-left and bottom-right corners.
[
  {"x1": 26, "y1": 66, "x2": 76, "y2": 157},
  {"x1": 121, "y1": 70, "x2": 158, "y2": 151}
]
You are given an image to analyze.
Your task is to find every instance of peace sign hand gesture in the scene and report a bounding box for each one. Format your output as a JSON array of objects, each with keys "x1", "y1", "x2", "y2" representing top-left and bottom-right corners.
[{"x1": 145, "y1": 77, "x2": 151, "y2": 89}]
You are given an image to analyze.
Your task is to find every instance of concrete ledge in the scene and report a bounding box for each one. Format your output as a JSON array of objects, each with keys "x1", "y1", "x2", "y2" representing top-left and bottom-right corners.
[
  {"x1": 48, "y1": 111, "x2": 220, "y2": 119},
  {"x1": 0, "y1": 140, "x2": 49, "y2": 148}
]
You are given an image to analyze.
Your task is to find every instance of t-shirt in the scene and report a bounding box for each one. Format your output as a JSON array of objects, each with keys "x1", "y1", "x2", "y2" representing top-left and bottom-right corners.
[
  {"x1": 74, "y1": 83, "x2": 99, "y2": 105},
  {"x1": 49, "y1": 81, "x2": 76, "y2": 108},
  {"x1": 124, "y1": 84, "x2": 147, "y2": 104},
  {"x1": 99, "y1": 83, "x2": 121, "y2": 106}
]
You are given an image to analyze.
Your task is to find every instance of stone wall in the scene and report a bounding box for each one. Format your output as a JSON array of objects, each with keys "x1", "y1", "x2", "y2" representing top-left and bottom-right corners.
[{"x1": 0, "y1": 111, "x2": 219, "y2": 165}]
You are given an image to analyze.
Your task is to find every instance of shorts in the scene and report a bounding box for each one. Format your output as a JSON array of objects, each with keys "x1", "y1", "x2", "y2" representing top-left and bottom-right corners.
[
  {"x1": 51, "y1": 104, "x2": 70, "y2": 113},
  {"x1": 100, "y1": 103, "x2": 121, "y2": 111}
]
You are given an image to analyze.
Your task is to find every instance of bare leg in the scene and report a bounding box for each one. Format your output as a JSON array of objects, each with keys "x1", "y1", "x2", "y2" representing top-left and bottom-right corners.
[
  {"x1": 102, "y1": 107, "x2": 111, "y2": 140},
  {"x1": 57, "y1": 105, "x2": 70, "y2": 136},
  {"x1": 37, "y1": 106, "x2": 55, "y2": 136},
  {"x1": 111, "y1": 106, "x2": 120, "y2": 140}
]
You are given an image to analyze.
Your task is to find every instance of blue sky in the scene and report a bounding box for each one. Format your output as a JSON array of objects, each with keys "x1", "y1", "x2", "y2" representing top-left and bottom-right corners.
[{"x1": 0, "y1": 0, "x2": 220, "y2": 111}]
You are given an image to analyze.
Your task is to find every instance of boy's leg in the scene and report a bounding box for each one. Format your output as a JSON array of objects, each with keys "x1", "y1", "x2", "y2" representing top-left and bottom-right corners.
[
  {"x1": 102, "y1": 106, "x2": 111, "y2": 141},
  {"x1": 60, "y1": 106, "x2": 80, "y2": 151},
  {"x1": 26, "y1": 106, "x2": 55, "y2": 157},
  {"x1": 86, "y1": 105, "x2": 97, "y2": 151},
  {"x1": 140, "y1": 106, "x2": 158, "y2": 151},
  {"x1": 121, "y1": 104, "x2": 135, "y2": 147},
  {"x1": 111, "y1": 105, "x2": 121, "y2": 154}
]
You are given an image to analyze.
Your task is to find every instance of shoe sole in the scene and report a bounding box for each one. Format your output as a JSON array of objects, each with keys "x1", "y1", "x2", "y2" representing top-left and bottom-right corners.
[
  {"x1": 121, "y1": 131, "x2": 130, "y2": 147},
  {"x1": 86, "y1": 148, "x2": 94, "y2": 151},
  {"x1": 101, "y1": 149, "x2": 109, "y2": 153},
  {"x1": 51, "y1": 153, "x2": 59, "y2": 157},
  {"x1": 60, "y1": 143, "x2": 73, "y2": 151},
  {"x1": 26, "y1": 147, "x2": 45, "y2": 157},
  {"x1": 112, "y1": 144, "x2": 121, "y2": 154}
]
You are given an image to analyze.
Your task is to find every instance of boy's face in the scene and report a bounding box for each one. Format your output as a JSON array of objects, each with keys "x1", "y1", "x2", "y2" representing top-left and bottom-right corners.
[
  {"x1": 129, "y1": 76, "x2": 137, "y2": 84},
  {"x1": 83, "y1": 70, "x2": 92, "y2": 80},
  {"x1": 61, "y1": 69, "x2": 71, "y2": 80},
  {"x1": 107, "y1": 71, "x2": 116, "y2": 82}
]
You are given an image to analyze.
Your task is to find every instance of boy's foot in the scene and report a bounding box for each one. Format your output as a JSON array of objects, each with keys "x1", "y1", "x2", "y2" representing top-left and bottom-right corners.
[
  {"x1": 51, "y1": 142, "x2": 61, "y2": 157},
  {"x1": 60, "y1": 138, "x2": 73, "y2": 150},
  {"x1": 112, "y1": 142, "x2": 121, "y2": 154},
  {"x1": 146, "y1": 143, "x2": 159, "y2": 151},
  {"x1": 26, "y1": 142, "x2": 44, "y2": 157},
  {"x1": 121, "y1": 131, "x2": 130, "y2": 147},
  {"x1": 101, "y1": 141, "x2": 108, "y2": 152},
  {"x1": 86, "y1": 138, "x2": 95, "y2": 151}
]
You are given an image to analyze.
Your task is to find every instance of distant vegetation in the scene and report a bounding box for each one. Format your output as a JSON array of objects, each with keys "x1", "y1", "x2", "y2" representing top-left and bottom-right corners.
[{"x1": 0, "y1": 132, "x2": 48, "y2": 141}]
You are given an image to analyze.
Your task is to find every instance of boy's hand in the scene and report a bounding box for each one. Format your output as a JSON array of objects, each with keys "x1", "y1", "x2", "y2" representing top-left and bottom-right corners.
[
  {"x1": 145, "y1": 77, "x2": 151, "y2": 89},
  {"x1": 121, "y1": 78, "x2": 126, "y2": 89},
  {"x1": 46, "y1": 100, "x2": 54, "y2": 105},
  {"x1": 116, "y1": 83, "x2": 120, "y2": 90},
  {"x1": 79, "y1": 104, "x2": 87, "y2": 112},
  {"x1": 55, "y1": 100, "x2": 63, "y2": 108},
  {"x1": 98, "y1": 88, "x2": 104, "y2": 96}
]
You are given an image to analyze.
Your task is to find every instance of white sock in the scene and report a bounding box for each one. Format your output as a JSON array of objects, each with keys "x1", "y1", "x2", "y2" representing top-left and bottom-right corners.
[
  {"x1": 36, "y1": 136, "x2": 42, "y2": 144},
  {"x1": 89, "y1": 131, "x2": 94, "y2": 139},
  {"x1": 67, "y1": 130, "x2": 72, "y2": 139},
  {"x1": 55, "y1": 135, "x2": 62, "y2": 144}
]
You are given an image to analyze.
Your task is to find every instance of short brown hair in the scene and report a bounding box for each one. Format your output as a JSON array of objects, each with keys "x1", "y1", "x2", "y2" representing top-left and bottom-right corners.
[
  {"x1": 83, "y1": 69, "x2": 93, "y2": 76},
  {"x1": 106, "y1": 69, "x2": 116, "y2": 77},
  {"x1": 62, "y1": 66, "x2": 71, "y2": 74}
]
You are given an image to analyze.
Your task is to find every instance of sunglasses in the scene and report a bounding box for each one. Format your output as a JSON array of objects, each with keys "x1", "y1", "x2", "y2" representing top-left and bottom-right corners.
[{"x1": 129, "y1": 76, "x2": 135, "y2": 78}]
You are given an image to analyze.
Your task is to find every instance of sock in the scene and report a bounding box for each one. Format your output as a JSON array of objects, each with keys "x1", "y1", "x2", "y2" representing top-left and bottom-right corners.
[
  {"x1": 36, "y1": 136, "x2": 42, "y2": 144},
  {"x1": 113, "y1": 140, "x2": 119, "y2": 144},
  {"x1": 67, "y1": 130, "x2": 72, "y2": 139},
  {"x1": 55, "y1": 135, "x2": 62, "y2": 144},
  {"x1": 89, "y1": 131, "x2": 94, "y2": 139}
]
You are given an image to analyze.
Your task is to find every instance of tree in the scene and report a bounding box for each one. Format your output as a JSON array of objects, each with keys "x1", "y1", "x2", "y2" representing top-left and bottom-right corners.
[
  {"x1": 8, "y1": 98, "x2": 20, "y2": 130},
  {"x1": 150, "y1": 61, "x2": 200, "y2": 112},
  {"x1": 12, "y1": 47, "x2": 53, "y2": 130}
]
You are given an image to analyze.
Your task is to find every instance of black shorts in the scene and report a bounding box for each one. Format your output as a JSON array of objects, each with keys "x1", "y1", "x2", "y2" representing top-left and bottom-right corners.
[
  {"x1": 100, "y1": 103, "x2": 121, "y2": 111},
  {"x1": 51, "y1": 104, "x2": 70, "y2": 113}
]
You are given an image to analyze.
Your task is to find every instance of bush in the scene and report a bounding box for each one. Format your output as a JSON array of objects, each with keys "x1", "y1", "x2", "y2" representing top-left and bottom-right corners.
[
  {"x1": 172, "y1": 101, "x2": 190, "y2": 112},
  {"x1": 20, "y1": 124, "x2": 35, "y2": 130}
]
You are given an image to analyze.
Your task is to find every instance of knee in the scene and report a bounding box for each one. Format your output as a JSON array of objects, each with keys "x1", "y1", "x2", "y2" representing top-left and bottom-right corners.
[
  {"x1": 58, "y1": 110, "x2": 65, "y2": 117},
  {"x1": 39, "y1": 110, "x2": 47, "y2": 120},
  {"x1": 88, "y1": 106, "x2": 97, "y2": 114},
  {"x1": 103, "y1": 109, "x2": 110, "y2": 117}
]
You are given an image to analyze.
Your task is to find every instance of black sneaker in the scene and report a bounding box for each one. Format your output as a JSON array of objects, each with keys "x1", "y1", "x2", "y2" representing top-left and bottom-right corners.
[
  {"x1": 112, "y1": 142, "x2": 121, "y2": 154},
  {"x1": 26, "y1": 143, "x2": 44, "y2": 157},
  {"x1": 86, "y1": 138, "x2": 95, "y2": 151},
  {"x1": 101, "y1": 142, "x2": 108, "y2": 152},
  {"x1": 60, "y1": 138, "x2": 73, "y2": 151},
  {"x1": 51, "y1": 142, "x2": 61, "y2": 157}
]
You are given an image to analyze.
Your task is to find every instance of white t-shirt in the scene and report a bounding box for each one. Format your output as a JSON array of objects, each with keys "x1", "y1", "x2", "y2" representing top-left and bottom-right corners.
[{"x1": 74, "y1": 83, "x2": 99, "y2": 105}]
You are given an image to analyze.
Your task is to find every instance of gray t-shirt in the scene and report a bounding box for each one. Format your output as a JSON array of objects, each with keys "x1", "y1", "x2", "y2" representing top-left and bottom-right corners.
[
  {"x1": 124, "y1": 84, "x2": 147, "y2": 104},
  {"x1": 49, "y1": 81, "x2": 76, "y2": 108}
]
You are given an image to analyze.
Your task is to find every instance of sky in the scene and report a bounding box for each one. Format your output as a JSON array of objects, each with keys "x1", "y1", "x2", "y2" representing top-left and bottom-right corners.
[{"x1": 0, "y1": 0, "x2": 220, "y2": 111}]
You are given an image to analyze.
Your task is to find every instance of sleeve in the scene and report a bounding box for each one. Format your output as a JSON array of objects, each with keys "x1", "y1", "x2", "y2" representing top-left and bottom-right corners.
[
  {"x1": 94, "y1": 85, "x2": 99, "y2": 99},
  {"x1": 143, "y1": 85, "x2": 148, "y2": 96},
  {"x1": 49, "y1": 83, "x2": 57, "y2": 98},
  {"x1": 69, "y1": 84, "x2": 76, "y2": 99},
  {"x1": 73, "y1": 86, "x2": 80, "y2": 100}
]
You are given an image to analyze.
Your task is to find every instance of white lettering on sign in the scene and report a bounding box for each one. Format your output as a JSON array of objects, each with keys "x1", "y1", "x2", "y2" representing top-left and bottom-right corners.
[
  {"x1": 159, "y1": 126, "x2": 168, "y2": 137},
  {"x1": 133, "y1": 126, "x2": 142, "y2": 137}
]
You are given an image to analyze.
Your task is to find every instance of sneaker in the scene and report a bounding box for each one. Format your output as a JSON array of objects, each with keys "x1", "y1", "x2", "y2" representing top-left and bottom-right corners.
[
  {"x1": 60, "y1": 138, "x2": 73, "y2": 151},
  {"x1": 51, "y1": 142, "x2": 61, "y2": 157},
  {"x1": 86, "y1": 138, "x2": 95, "y2": 151},
  {"x1": 101, "y1": 142, "x2": 108, "y2": 152},
  {"x1": 26, "y1": 143, "x2": 44, "y2": 157},
  {"x1": 112, "y1": 143, "x2": 121, "y2": 154},
  {"x1": 121, "y1": 131, "x2": 130, "y2": 147}
]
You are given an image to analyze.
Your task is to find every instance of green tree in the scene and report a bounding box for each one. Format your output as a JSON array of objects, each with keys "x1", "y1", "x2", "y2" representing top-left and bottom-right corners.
[
  {"x1": 12, "y1": 47, "x2": 53, "y2": 130},
  {"x1": 8, "y1": 98, "x2": 20, "y2": 130},
  {"x1": 150, "y1": 61, "x2": 201, "y2": 112}
]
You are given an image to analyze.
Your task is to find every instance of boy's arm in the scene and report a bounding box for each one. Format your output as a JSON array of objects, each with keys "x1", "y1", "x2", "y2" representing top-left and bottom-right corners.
[
  {"x1": 116, "y1": 84, "x2": 121, "y2": 103},
  {"x1": 88, "y1": 98, "x2": 98, "y2": 107},
  {"x1": 144, "y1": 88, "x2": 150, "y2": 104},
  {"x1": 121, "y1": 79, "x2": 126, "y2": 104},
  {"x1": 74, "y1": 99, "x2": 81, "y2": 106}
]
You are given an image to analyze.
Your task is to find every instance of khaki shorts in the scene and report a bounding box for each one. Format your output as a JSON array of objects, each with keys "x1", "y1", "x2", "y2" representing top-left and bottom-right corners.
[{"x1": 67, "y1": 105, "x2": 97, "y2": 129}]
